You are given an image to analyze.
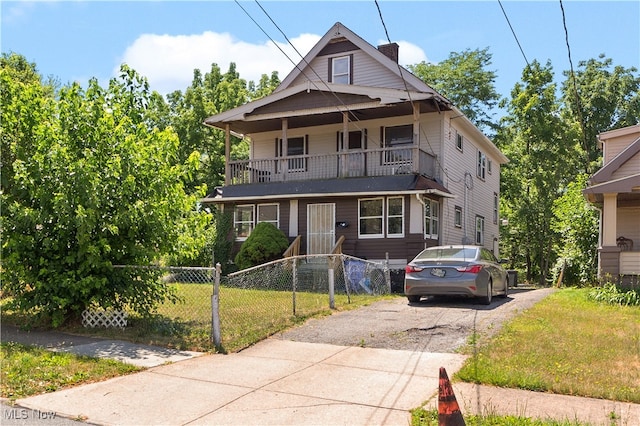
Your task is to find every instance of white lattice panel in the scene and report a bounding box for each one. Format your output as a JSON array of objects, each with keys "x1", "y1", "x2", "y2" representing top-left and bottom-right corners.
[{"x1": 82, "y1": 309, "x2": 128, "y2": 328}]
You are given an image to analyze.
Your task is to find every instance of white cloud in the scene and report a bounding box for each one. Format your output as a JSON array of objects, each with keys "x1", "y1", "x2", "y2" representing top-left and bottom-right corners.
[
  {"x1": 116, "y1": 31, "x2": 320, "y2": 95},
  {"x1": 396, "y1": 41, "x2": 430, "y2": 66},
  {"x1": 116, "y1": 31, "x2": 429, "y2": 95}
]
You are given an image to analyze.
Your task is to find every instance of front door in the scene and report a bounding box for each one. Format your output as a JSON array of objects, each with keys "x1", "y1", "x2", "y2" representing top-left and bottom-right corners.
[{"x1": 307, "y1": 203, "x2": 335, "y2": 254}]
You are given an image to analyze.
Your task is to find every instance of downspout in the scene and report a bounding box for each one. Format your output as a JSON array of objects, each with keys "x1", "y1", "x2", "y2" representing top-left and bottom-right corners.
[{"x1": 415, "y1": 194, "x2": 427, "y2": 249}]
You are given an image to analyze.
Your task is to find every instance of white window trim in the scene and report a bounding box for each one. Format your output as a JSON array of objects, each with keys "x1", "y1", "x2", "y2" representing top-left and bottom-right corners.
[
  {"x1": 476, "y1": 215, "x2": 485, "y2": 245},
  {"x1": 386, "y1": 196, "x2": 405, "y2": 238},
  {"x1": 424, "y1": 198, "x2": 439, "y2": 240},
  {"x1": 493, "y1": 193, "x2": 499, "y2": 225},
  {"x1": 257, "y1": 203, "x2": 280, "y2": 228},
  {"x1": 477, "y1": 150, "x2": 486, "y2": 180},
  {"x1": 234, "y1": 204, "x2": 255, "y2": 241},
  {"x1": 456, "y1": 132, "x2": 463, "y2": 152},
  {"x1": 454, "y1": 205, "x2": 462, "y2": 228},
  {"x1": 358, "y1": 197, "x2": 384, "y2": 238},
  {"x1": 332, "y1": 55, "x2": 350, "y2": 84}
]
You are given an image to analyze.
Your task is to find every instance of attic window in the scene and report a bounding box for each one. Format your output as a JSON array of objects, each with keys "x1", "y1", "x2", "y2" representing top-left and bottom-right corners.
[{"x1": 331, "y1": 55, "x2": 351, "y2": 84}]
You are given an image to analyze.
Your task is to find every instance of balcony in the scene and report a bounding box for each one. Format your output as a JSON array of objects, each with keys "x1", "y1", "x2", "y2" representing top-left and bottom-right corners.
[{"x1": 227, "y1": 146, "x2": 438, "y2": 185}]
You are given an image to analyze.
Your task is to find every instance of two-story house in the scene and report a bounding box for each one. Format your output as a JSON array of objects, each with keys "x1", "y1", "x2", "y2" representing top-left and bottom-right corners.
[{"x1": 202, "y1": 22, "x2": 508, "y2": 270}]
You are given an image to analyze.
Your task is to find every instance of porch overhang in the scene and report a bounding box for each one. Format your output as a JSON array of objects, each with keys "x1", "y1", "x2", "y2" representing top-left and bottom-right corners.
[
  {"x1": 203, "y1": 83, "x2": 451, "y2": 136},
  {"x1": 583, "y1": 173, "x2": 640, "y2": 204},
  {"x1": 201, "y1": 174, "x2": 453, "y2": 203}
]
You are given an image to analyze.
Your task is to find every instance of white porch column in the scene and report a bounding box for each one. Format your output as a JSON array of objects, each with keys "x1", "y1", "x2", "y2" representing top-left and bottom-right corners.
[
  {"x1": 281, "y1": 118, "x2": 288, "y2": 177},
  {"x1": 602, "y1": 193, "x2": 618, "y2": 247},
  {"x1": 412, "y1": 102, "x2": 420, "y2": 174},
  {"x1": 341, "y1": 111, "x2": 349, "y2": 176}
]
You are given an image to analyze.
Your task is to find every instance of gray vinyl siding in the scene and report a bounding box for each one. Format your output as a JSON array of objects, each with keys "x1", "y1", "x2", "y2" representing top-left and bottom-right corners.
[{"x1": 290, "y1": 49, "x2": 410, "y2": 90}]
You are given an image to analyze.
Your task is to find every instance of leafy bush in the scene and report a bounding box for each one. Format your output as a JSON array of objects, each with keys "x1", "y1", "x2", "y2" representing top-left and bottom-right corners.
[
  {"x1": 588, "y1": 283, "x2": 640, "y2": 306},
  {"x1": 1, "y1": 56, "x2": 209, "y2": 326},
  {"x1": 234, "y1": 222, "x2": 289, "y2": 270}
]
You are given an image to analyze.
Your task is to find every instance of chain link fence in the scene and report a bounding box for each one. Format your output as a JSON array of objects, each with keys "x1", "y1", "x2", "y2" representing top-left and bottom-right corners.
[{"x1": 113, "y1": 255, "x2": 390, "y2": 352}]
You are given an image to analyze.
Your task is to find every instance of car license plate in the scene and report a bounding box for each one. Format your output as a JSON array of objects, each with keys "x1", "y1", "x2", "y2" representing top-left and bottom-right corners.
[{"x1": 431, "y1": 268, "x2": 445, "y2": 277}]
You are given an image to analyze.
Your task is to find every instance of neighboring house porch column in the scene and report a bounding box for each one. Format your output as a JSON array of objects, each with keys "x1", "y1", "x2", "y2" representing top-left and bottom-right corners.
[
  {"x1": 599, "y1": 192, "x2": 621, "y2": 278},
  {"x1": 225, "y1": 124, "x2": 231, "y2": 185},
  {"x1": 412, "y1": 102, "x2": 420, "y2": 174}
]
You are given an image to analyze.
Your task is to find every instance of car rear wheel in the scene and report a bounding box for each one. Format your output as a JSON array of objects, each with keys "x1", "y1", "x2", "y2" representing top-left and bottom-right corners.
[
  {"x1": 480, "y1": 280, "x2": 492, "y2": 305},
  {"x1": 407, "y1": 295, "x2": 421, "y2": 303}
]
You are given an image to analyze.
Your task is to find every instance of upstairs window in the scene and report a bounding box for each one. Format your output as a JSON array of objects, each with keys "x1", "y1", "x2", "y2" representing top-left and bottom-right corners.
[
  {"x1": 331, "y1": 55, "x2": 351, "y2": 84},
  {"x1": 276, "y1": 136, "x2": 308, "y2": 172},
  {"x1": 383, "y1": 124, "x2": 413, "y2": 164},
  {"x1": 477, "y1": 150, "x2": 486, "y2": 180},
  {"x1": 456, "y1": 132, "x2": 463, "y2": 151}
]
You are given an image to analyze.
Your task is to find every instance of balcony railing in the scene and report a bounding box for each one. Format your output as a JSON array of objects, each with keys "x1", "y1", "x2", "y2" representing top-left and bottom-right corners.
[{"x1": 227, "y1": 146, "x2": 438, "y2": 185}]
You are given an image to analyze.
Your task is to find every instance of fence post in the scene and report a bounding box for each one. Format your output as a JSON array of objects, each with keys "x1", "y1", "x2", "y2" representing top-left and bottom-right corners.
[
  {"x1": 328, "y1": 256, "x2": 335, "y2": 309},
  {"x1": 212, "y1": 263, "x2": 222, "y2": 349},
  {"x1": 292, "y1": 258, "x2": 297, "y2": 315},
  {"x1": 385, "y1": 252, "x2": 392, "y2": 293}
]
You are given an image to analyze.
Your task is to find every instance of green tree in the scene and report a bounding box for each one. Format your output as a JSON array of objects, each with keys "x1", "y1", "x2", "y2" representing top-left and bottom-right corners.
[
  {"x1": 561, "y1": 54, "x2": 640, "y2": 172},
  {"x1": 409, "y1": 47, "x2": 501, "y2": 133},
  {"x1": 1, "y1": 57, "x2": 210, "y2": 325},
  {"x1": 551, "y1": 174, "x2": 599, "y2": 285},
  {"x1": 497, "y1": 60, "x2": 581, "y2": 285}
]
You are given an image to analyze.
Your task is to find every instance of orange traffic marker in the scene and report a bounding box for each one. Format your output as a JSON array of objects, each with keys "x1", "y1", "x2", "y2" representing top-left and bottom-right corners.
[{"x1": 438, "y1": 367, "x2": 465, "y2": 426}]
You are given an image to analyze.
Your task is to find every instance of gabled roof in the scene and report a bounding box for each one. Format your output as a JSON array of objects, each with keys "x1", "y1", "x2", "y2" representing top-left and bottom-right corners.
[
  {"x1": 589, "y1": 135, "x2": 640, "y2": 184},
  {"x1": 276, "y1": 22, "x2": 436, "y2": 94}
]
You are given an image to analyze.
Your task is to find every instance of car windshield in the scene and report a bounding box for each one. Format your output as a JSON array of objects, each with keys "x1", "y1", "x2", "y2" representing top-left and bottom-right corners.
[{"x1": 415, "y1": 247, "x2": 477, "y2": 261}]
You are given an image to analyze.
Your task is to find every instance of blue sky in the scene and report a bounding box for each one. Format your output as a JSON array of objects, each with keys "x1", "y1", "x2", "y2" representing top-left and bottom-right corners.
[{"x1": 2, "y1": 1, "x2": 639, "y2": 101}]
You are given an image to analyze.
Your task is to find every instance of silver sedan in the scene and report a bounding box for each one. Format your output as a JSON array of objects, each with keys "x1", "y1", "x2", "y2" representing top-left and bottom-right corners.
[{"x1": 404, "y1": 245, "x2": 508, "y2": 305}]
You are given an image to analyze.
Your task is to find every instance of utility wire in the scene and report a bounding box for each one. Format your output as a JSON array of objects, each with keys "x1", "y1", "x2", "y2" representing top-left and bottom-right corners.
[
  {"x1": 374, "y1": 0, "x2": 459, "y2": 184},
  {"x1": 237, "y1": 0, "x2": 382, "y2": 146},
  {"x1": 559, "y1": 0, "x2": 590, "y2": 171},
  {"x1": 498, "y1": 0, "x2": 530, "y2": 68}
]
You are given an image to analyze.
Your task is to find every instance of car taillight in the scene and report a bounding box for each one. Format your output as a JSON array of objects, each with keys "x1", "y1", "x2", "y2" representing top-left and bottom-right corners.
[
  {"x1": 405, "y1": 265, "x2": 423, "y2": 273},
  {"x1": 456, "y1": 264, "x2": 483, "y2": 274}
]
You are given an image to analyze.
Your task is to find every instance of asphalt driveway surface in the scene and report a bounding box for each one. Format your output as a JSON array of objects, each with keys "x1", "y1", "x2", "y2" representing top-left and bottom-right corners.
[{"x1": 274, "y1": 287, "x2": 557, "y2": 352}]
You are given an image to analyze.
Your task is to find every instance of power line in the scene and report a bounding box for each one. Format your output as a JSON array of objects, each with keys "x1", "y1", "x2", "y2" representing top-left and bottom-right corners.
[
  {"x1": 559, "y1": 0, "x2": 590, "y2": 171},
  {"x1": 497, "y1": 0, "x2": 530, "y2": 68},
  {"x1": 235, "y1": 0, "x2": 382, "y2": 146}
]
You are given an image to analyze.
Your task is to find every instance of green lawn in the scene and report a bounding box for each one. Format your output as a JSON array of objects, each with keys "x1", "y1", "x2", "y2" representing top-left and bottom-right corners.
[
  {"x1": 455, "y1": 287, "x2": 640, "y2": 403},
  {"x1": 0, "y1": 342, "x2": 139, "y2": 401}
]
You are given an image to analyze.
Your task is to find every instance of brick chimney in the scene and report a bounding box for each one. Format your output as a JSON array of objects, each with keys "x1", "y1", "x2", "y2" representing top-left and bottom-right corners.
[{"x1": 377, "y1": 43, "x2": 399, "y2": 63}]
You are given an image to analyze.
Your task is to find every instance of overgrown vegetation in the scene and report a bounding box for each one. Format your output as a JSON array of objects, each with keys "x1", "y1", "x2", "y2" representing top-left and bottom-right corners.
[
  {"x1": 588, "y1": 282, "x2": 640, "y2": 306},
  {"x1": 0, "y1": 342, "x2": 139, "y2": 401},
  {"x1": 234, "y1": 222, "x2": 290, "y2": 271},
  {"x1": 455, "y1": 288, "x2": 640, "y2": 403}
]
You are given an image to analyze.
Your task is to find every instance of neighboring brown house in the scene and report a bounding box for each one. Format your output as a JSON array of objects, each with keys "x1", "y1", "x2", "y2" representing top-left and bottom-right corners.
[
  {"x1": 202, "y1": 22, "x2": 508, "y2": 270},
  {"x1": 584, "y1": 124, "x2": 640, "y2": 284}
]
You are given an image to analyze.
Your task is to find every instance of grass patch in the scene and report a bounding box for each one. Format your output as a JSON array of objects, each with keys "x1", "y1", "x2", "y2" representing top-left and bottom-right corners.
[
  {"x1": 410, "y1": 407, "x2": 587, "y2": 425},
  {"x1": 2, "y1": 285, "x2": 394, "y2": 353},
  {"x1": 0, "y1": 342, "x2": 139, "y2": 401},
  {"x1": 456, "y1": 287, "x2": 640, "y2": 403}
]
